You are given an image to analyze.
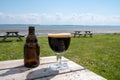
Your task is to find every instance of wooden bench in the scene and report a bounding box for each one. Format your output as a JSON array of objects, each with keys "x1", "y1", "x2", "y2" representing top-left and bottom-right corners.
[
  {"x1": 84, "y1": 31, "x2": 92, "y2": 38},
  {"x1": 73, "y1": 31, "x2": 82, "y2": 37},
  {"x1": 0, "y1": 56, "x2": 106, "y2": 80},
  {"x1": 0, "y1": 31, "x2": 24, "y2": 41},
  {"x1": 74, "y1": 31, "x2": 92, "y2": 38}
]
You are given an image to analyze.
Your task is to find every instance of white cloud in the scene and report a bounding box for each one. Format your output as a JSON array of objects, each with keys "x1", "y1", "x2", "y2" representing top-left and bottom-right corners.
[{"x1": 0, "y1": 12, "x2": 120, "y2": 25}]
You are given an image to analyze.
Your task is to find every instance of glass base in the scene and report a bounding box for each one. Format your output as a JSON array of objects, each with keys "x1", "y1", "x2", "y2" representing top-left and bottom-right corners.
[{"x1": 50, "y1": 63, "x2": 68, "y2": 70}]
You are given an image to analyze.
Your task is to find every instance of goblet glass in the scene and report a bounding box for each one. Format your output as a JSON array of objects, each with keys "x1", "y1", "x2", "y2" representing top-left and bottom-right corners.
[{"x1": 48, "y1": 33, "x2": 71, "y2": 70}]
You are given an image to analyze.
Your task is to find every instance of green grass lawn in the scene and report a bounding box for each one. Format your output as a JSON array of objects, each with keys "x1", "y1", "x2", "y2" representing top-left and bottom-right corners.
[{"x1": 0, "y1": 34, "x2": 120, "y2": 80}]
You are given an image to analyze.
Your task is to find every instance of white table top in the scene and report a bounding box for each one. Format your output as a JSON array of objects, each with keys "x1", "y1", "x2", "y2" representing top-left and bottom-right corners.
[{"x1": 0, "y1": 56, "x2": 106, "y2": 80}]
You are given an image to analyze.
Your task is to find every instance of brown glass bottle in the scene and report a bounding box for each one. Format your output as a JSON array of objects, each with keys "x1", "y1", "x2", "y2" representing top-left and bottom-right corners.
[{"x1": 24, "y1": 26, "x2": 40, "y2": 68}]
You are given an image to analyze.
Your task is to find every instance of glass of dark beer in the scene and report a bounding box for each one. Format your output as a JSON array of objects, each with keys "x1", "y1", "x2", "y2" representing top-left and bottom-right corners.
[{"x1": 48, "y1": 33, "x2": 71, "y2": 70}]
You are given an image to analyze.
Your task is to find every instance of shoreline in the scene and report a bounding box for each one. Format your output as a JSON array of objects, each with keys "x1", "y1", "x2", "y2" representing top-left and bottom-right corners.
[
  {"x1": 0, "y1": 25, "x2": 120, "y2": 36},
  {"x1": 0, "y1": 29, "x2": 120, "y2": 36}
]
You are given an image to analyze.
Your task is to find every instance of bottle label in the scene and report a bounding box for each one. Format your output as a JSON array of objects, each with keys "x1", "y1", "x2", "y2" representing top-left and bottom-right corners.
[
  {"x1": 26, "y1": 48, "x2": 36, "y2": 59},
  {"x1": 24, "y1": 43, "x2": 37, "y2": 60}
]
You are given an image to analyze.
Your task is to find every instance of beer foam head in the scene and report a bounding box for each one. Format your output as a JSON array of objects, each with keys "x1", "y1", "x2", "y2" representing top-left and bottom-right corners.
[{"x1": 48, "y1": 33, "x2": 71, "y2": 38}]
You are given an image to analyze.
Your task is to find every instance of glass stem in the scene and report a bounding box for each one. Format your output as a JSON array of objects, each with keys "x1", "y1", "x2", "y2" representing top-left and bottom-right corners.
[{"x1": 57, "y1": 54, "x2": 62, "y2": 65}]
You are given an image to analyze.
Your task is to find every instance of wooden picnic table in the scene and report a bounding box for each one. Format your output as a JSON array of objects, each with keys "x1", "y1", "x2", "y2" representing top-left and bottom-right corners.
[
  {"x1": 0, "y1": 56, "x2": 106, "y2": 80},
  {"x1": 74, "y1": 31, "x2": 92, "y2": 38},
  {"x1": 0, "y1": 31, "x2": 24, "y2": 41}
]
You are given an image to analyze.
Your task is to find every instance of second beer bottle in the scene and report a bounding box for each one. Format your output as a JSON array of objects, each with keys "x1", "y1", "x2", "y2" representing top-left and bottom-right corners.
[{"x1": 24, "y1": 26, "x2": 40, "y2": 68}]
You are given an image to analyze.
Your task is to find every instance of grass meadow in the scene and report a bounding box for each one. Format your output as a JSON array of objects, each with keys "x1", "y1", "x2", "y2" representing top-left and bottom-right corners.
[{"x1": 0, "y1": 34, "x2": 120, "y2": 80}]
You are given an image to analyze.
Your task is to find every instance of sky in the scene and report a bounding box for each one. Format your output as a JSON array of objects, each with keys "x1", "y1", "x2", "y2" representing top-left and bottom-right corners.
[{"x1": 0, "y1": 0, "x2": 120, "y2": 25}]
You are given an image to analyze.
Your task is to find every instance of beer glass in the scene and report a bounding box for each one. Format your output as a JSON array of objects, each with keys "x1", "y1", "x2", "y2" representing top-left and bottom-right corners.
[{"x1": 48, "y1": 33, "x2": 71, "y2": 70}]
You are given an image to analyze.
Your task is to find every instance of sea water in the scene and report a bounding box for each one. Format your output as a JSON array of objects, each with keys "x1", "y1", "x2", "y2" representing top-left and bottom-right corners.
[{"x1": 0, "y1": 24, "x2": 120, "y2": 36}]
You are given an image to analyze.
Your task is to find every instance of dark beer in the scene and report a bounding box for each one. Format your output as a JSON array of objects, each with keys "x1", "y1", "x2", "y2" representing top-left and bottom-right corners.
[
  {"x1": 24, "y1": 26, "x2": 40, "y2": 68},
  {"x1": 48, "y1": 33, "x2": 71, "y2": 53}
]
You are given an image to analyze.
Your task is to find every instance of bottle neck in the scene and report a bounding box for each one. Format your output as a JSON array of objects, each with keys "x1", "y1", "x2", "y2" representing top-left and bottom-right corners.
[
  {"x1": 29, "y1": 30, "x2": 35, "y2": 35},
  {"x1": 28, "y1": 27, "x2": 35, "y2": 35},
  {"x1": 26, "y1": 26, "x2": 37, "y2": 43}
]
